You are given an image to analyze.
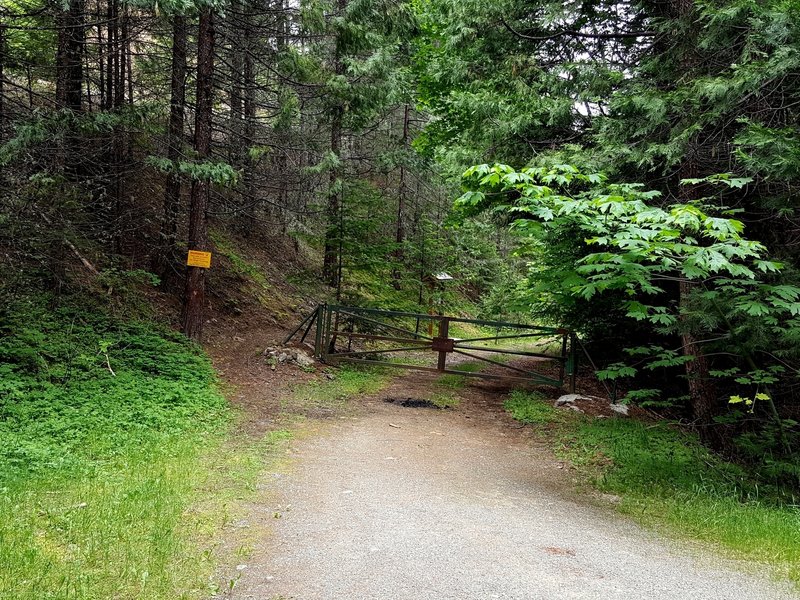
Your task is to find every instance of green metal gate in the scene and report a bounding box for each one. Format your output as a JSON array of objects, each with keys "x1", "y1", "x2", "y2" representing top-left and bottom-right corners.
[{"x1": 284, "y1": 305, "x2": 577, "y2": 391}]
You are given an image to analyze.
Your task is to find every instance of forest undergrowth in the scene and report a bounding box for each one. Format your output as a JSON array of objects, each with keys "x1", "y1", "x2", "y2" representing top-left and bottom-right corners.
[{"x1": 0, "y1": 292, "x2": 233, "y2": 598}]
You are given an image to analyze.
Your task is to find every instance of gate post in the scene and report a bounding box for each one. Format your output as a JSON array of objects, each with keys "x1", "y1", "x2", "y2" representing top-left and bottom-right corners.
[
  {"x1": 436, "y1": 317, "x2": 450, "y2": 371},
  {"x1": 322, "y1": 304, "x2": 334, "y2": 362},
  {"x1": 314, "y1": 304, "x2": 325, "y2": 359},
  {"x1": 568, "y1": 333, "x2": 578, "y2": 393}
]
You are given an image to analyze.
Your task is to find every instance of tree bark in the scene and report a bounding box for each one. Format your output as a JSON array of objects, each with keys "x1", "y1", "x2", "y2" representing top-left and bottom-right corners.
[
  {"x1": 679, "y1": 281, "x2": 718, "y2": 427},
  {"x1": 323, "y1": 104, "x2": 343, "y2": 287},
  {"x1": 391, "y1": 103, "x2": 410, "y2": 288},
  {"x1": 104, "y1": 0, "x2": 114, "y2": 110},
  {"x1": 56, "y1": 0, "x2": 85, "y2": 112},
  {"x1": 242, "y1": 15, "x2": 256, "y2": 230},
  {"x1": 272, "y1": 1, "x2": 290, "y2": 231},
  {"x1": 155, "y1": 15, "x2": 187, "y2": 284},
  {"x1": 97, "y1": 2, "x2": 104, "y2": 109},
  {"x1": 114, "y1": 1, "x2": 124, "y2": 108},
  {"x1": 125, "y1": 7, "x2": 133, "y2": 108},
  {"x1": 110, "y1": 2, "x2": 128, "y2": 254},
  {"x1": 228, "y1": 0, "x2": 244, "y2": 159},
  {"x1": 322, "y1": 0, "x2": 347, "y2": 288},
  {"x1": 182, "y1": 8, "x2": 215, "y2": 341},
  {"x1": 0, "y1": 22, "x2": 6, "y2": 136}
]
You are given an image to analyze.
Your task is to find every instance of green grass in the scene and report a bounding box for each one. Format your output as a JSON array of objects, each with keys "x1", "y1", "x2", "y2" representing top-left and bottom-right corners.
[
  {"x1": 426, "y1": 391, "x2": 460, "y2": 409},
  {"x1": 0, "y1": 423, "x2": 296, "y2": 599},
  {"x1": 505, "y1": 390, "x2": 800, "y2": 586},
  {"x1": 0, "y1": 296, "x2": 291, "y2": 599},
  {"x1": 420, "y1": 363, "x2": 485, "y2": 408},
  {"x1": 504, "y1": 390, "x2": 563, "y2": 425},
  {"x1": 281, "y1": 365, "x2": 393, "y2": 416},
  {"x1": 437, "y1": 361, "x2": 482, "y2": 388},
  {"x1": 0, "y1": 296, "x2": 394, "y2": 600}
]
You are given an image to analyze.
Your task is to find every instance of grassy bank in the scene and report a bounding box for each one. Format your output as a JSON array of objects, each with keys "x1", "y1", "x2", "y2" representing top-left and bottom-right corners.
[
  {"x1": 505, "y1": 390, "x2": 800, "y2": 586},
  {"x1": 0, "y1": 297, "x2": 246, "y2": 599}
]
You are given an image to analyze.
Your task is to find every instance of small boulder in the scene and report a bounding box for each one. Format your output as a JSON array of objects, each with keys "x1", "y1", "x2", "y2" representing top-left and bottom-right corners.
[
  {"x1": 555, "y1": 394, "x2": 591, "y2": 406},
  {"x1": 609, "y1": 403, "x2": 629, "y2": 416},
  {"x1": 295, "y1": 350, "x2": 316, "y2": 368}
]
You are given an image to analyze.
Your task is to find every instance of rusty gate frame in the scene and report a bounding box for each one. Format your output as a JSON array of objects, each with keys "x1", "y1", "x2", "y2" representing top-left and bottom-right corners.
[{"x1": 284, "y1": 304, "x2": 577, "y2": 391}]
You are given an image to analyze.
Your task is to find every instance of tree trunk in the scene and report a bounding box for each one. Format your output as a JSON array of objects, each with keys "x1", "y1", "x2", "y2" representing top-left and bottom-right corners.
[
  {"x1": 679, "y1": 281, "x2": 718, "y2": 428},
  {"x1": 391, "y1": 103, "x2": 410, "y2": 288},
  {"x1": 155, "y1": 15, "x2": 187, "y2": 284},
  {"x1": 104, "y1": 0, "x2": 114, "y2": 110},
  {"x1": 84, "y1": 30, "x2": 93, "y2": 110},
  {"x1": 55, "y1": 0, "x2": 85, "y2": 179},
  {"x1": 323, "y1": 104, "x2": 343, "y2": 287},
  {"x1": 110, "y1": 2, "x2": 128, "y2": 254},
  {"x1": 668, "y1": 0, "x2": 720, "y2": 438},
  {"x1": 181, "y1": 8, "x2": 215, "y2": 341},
  {"x1": 322, "y1": 0, "x2": 347, "y2": 288},
  {"x1": 125, "y1": 8, "x2": 133, "y2": 108},
  {"x1": 26, "y1": 66, "x2": 34, "y2": 110},
  {"x1": 114, "y1": 2, "x2": 124, "y2": 108},
  {"x1": 237, "y1": 2, "x2": 257, "y2": 235},
  {"x1": 678, "y1": 161, "x2": 719, "y2": 437},
  {"x1": 97, "y1": 2, "x2": 104, "y2": 109},
  {"x1": 228, "y1": 0, "x2": 244, "y2": 160},
  {"x1": 0, "y1": 22, "x2": 6, "y2": 137},
  {"x1": 56, "y1": 0, "x2": 84, "y2": 112},
  {"x1": 272, "y1": 1, "x2": 289, "y2": 231}
]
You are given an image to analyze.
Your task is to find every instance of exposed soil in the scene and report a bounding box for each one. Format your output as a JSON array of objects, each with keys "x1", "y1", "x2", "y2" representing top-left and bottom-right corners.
[{"x1": 204, "y1": 319, "x2": 318, "y2": 436}]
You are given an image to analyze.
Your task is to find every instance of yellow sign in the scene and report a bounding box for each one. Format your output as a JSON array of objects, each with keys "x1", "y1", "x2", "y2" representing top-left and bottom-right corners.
[{"x1": 186, "y1": 250, "x2": 212, "y2": 269}]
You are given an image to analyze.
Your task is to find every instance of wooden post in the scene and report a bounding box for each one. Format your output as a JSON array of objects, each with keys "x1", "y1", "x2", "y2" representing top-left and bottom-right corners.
[
  {"x1": 436, "y1": 317, "x2": 450, "y2": 371},
  {"x1": 559, "y1": 333, "x2": 568, "y2": 385},
  {"x1": 314, "y1": 305, "x2": 325, "y2": 358}
]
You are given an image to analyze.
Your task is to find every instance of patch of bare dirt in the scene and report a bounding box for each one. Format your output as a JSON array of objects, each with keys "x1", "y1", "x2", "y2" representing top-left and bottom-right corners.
[{"x1": 204, "y1": 319, "x2": 319, "y2": 436}]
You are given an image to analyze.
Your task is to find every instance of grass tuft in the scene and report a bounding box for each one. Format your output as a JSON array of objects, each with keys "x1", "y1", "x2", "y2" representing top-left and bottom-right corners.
[
  {"x1": 280, "y1": 365, "x2": 392, "y2": 417},
  {"x1": 504, "y1": 390, "x2": 561, "y2": 425}
]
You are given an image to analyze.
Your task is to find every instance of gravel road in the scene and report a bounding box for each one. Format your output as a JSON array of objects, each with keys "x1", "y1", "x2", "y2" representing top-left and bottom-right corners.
[{"x1": 230, "y1": 379, "x2": 798, "y2": 600}]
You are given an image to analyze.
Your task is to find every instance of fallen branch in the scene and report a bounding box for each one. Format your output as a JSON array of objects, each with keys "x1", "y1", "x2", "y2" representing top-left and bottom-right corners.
[{"x1": 63, "y1": 238, "x2": 100, "y2": 276}]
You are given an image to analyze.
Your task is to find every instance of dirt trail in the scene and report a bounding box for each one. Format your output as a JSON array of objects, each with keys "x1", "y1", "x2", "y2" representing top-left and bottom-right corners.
[{"x1": 226, "y1": 372, "x2": 798, "y2": 600}]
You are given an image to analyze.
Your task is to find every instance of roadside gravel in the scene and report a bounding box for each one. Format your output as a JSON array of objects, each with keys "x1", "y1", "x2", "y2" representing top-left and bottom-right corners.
[{"x1": 229, "y1": 377, "x2": 798, "y2": 600}]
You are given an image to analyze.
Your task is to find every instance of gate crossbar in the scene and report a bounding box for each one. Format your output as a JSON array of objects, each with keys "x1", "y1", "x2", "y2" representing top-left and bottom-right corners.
[{"x1": 284, "y1": 304, "x2": 577, "y2": 391}]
